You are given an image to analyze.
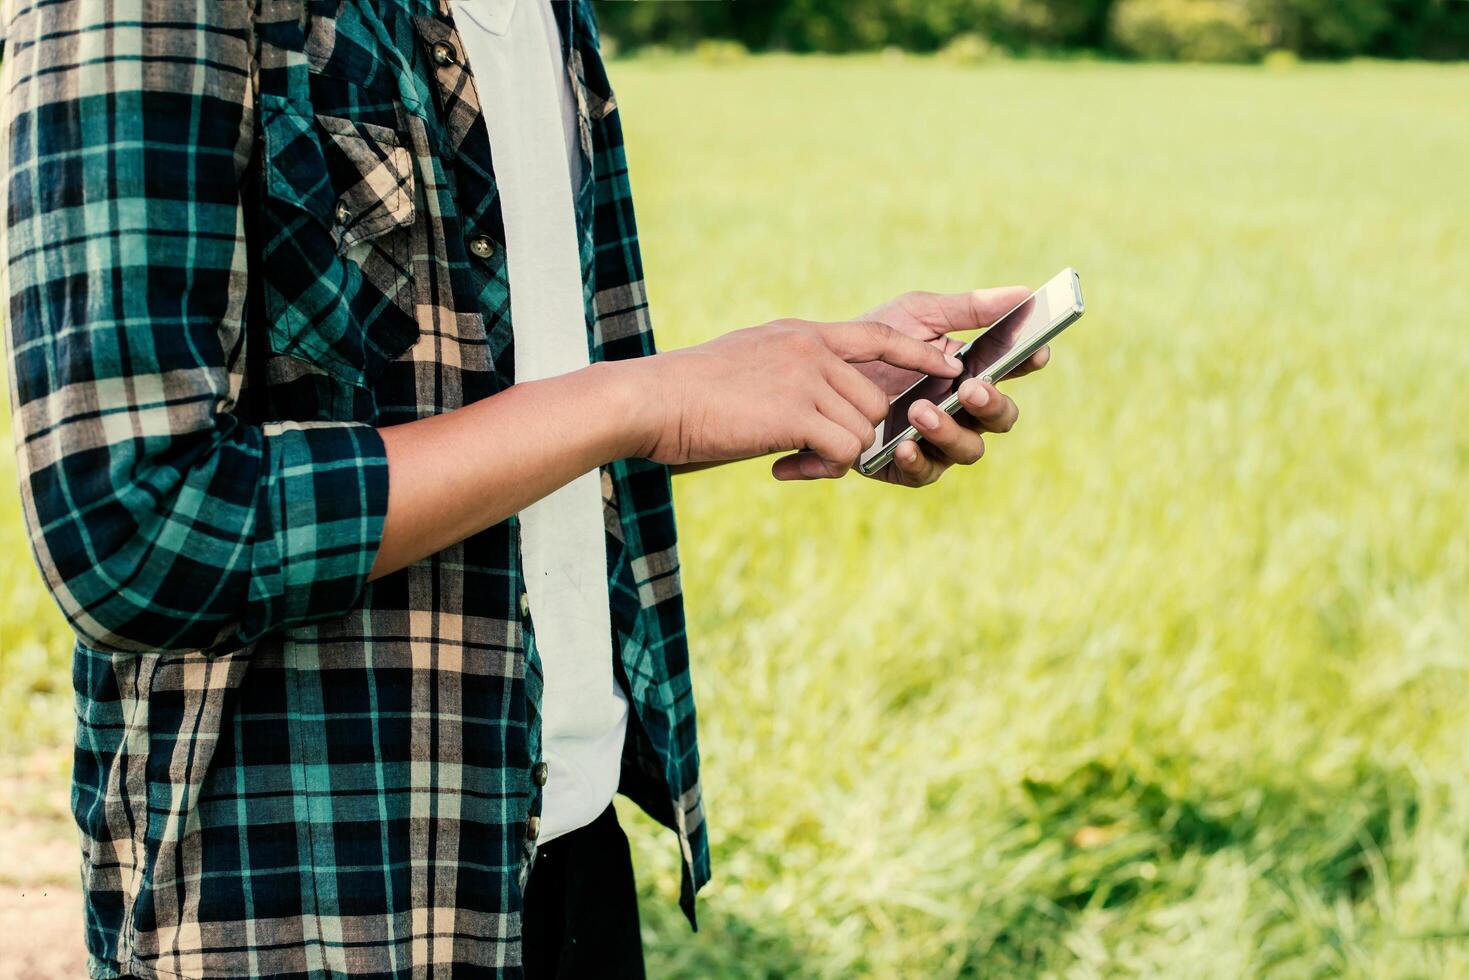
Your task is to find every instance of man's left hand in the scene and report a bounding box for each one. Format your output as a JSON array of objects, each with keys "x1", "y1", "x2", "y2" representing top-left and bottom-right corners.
[{"x1": 771, "y1": 287, "x2": 1050, "y2": 487}]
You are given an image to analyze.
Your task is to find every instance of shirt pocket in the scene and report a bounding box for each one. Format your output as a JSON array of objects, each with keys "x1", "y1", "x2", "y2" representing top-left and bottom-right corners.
[{"x1": 258, "y1": 94, "x2": 420, "y2": 390}]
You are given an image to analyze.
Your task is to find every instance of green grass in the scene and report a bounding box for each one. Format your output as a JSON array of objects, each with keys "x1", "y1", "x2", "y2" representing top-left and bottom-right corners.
[{"x1": 5, "y1": 55, "x2": 1469, "y2": 976}]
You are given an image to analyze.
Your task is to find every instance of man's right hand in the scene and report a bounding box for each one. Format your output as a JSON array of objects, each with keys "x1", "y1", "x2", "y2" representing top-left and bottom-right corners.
[{"x1": 626, "y1": 319, "x2": 962, "y2": 474}]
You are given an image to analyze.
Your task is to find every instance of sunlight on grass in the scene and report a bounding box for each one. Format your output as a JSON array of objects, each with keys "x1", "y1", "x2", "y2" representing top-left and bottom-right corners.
[{"x1": 2, "y1": 55, "x2": 1467, "y2": 977}]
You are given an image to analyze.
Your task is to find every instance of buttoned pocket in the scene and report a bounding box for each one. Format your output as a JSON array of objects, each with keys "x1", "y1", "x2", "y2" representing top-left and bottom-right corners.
[{"x1": 259, "y1": 95, "x2": 419, "y2": 390}]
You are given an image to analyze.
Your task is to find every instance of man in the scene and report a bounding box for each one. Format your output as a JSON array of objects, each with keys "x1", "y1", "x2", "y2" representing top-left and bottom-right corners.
[{"x1": 1, "y1": 1, "x2": 1044, "y2": 977}]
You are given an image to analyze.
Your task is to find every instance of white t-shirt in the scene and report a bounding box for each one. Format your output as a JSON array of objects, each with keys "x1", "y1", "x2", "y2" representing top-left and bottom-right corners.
[{"x1": 455, "y1": 0, "x2": 628, "y2": 845}]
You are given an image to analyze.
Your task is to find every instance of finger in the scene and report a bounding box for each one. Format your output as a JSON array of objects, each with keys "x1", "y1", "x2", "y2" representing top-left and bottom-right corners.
[
  {"x1": 890, "y1": 438, "x2": 948, "y2": 486},
  {"x1": 908, "y1": 398, "x2": 986, "y2": 465},
  {"x1": 825, "y1": 320, "x2": 961, "y2": 378},
  {"x1": 772, "y1": 450, "x2": 840, "y2": 481},
  {"x1": 825, "y1": 359, "x2": 891, "y2": 425},
  {"x1": 816, "y1": 387, "x2": 878, "y2": 451},
  {"x1": 956, "y1": 380, "x2": 1019, "y2": 433},
  {"x1": 920, "y1": 286, "x2": 1033, "y2": 335},
  {"x1": 803, "y1": 413, "x2": 865, "y2": 476},
  {"x1": 1008, "y1": 345, "x2": 1051, "y2": 379}
]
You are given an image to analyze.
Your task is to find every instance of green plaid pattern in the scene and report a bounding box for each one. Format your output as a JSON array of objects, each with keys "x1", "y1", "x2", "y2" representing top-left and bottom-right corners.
[{"x1": 2, "y1": 1, "x2": 706, "y2": 976}]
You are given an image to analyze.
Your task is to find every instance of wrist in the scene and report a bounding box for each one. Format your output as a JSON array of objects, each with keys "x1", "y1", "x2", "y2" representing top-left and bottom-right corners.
[{"x1": 585, "y1": 358, "x2": 661, "y2": 461}]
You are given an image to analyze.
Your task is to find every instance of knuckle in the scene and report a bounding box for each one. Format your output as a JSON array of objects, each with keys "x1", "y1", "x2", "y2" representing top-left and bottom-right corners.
[
  {"x1": 864, "y1": 320, "x2": 894, "y2": 344},
  {"x1": 790, "y1": 327, "x2": 825, "y2": 357},
  {"x1": 770, "y1": 318, "x2": 803, "y2": 340}
]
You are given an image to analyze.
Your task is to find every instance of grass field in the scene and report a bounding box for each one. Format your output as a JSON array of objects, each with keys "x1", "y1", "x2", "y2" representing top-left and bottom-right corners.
[{"x1": 3, "y1": 55, "x2": 1469, "y2": 977}]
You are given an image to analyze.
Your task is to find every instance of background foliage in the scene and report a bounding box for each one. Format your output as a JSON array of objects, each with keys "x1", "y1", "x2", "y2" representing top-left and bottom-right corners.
[
  {"x1": 592, "y1": 0, "x2": 1469, "y2": 61},
  {"x1": 3, "y1": 42, "x2": 1468, "y2": 980}
]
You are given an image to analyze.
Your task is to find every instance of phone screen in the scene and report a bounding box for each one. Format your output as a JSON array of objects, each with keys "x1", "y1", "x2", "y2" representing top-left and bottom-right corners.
[{"x1": 874, "y1": 274, "x2": 1078, "y2": 453}]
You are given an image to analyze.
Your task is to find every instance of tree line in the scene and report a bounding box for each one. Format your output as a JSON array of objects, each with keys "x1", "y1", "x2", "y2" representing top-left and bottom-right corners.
[{"x1": 593, "y1": 0, "x2": 1469, "y2": 62}]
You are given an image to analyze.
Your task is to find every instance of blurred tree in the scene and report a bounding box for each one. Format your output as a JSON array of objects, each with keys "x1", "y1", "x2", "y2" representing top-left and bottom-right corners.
[
  {"x1": 978, "y1": 0, "x2": 1117, "y2": 49},
  {"x1": 1373, "y1": 0, "x2": 1469, "y2": 58},
  {"x1": 1248, "y1": 0, "x2": 1392, "y2": 56},
  {"x1": 592, "y1": 0, "x2": 736, "y2": 48},
  {"x1": 1111, "y1": 0, "x2": 1265, "y2": 61}
]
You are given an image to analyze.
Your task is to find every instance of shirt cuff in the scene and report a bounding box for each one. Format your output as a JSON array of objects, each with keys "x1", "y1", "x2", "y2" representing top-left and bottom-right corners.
[{"x1": 250, "y1": 420, "x2": 389, "y2": 634}]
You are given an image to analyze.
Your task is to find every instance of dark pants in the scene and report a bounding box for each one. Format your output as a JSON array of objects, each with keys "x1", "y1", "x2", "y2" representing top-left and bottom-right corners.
[{"x1": 523, "y1": 804, "x2": 645, "y2": 980}]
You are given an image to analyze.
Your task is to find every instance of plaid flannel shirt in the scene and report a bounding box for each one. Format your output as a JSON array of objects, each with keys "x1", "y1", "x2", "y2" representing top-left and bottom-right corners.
[{"x1": 2, "y1": 1, "x2": 706, "y2": 976}]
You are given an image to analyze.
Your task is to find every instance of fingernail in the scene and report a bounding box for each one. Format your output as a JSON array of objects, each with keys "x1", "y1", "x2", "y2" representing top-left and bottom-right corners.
[
  {"x1": 916, "y1": 406, "x2": 939, "y2": 429},
  {"x1": 963, "y1": 381, "x2": 990, "y2": 408}
]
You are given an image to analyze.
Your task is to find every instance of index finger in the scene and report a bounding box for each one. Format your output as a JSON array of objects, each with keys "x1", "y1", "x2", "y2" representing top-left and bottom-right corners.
[{"x1": 825, "y1": 321, "x2": 961, "y2": 378}]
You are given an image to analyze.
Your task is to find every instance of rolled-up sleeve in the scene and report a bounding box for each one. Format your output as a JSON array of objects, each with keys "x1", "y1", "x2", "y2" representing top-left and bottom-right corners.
[{"x1": 2, "y1": 1, "x2": 388, "y2": 654}]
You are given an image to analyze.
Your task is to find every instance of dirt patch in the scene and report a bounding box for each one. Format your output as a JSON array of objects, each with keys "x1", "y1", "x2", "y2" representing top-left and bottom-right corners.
[
  {"x1": 0, "y1": 749, "x2": 86, "y2": 979},
  {"x1": 0, "y1": 888, "x2": 86, "y2": 979}
]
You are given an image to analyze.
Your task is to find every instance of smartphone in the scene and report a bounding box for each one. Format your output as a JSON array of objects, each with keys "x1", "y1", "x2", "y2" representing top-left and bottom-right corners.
[{"x1": 857, "y1": 268, "x2": 1086, "y2": 476}]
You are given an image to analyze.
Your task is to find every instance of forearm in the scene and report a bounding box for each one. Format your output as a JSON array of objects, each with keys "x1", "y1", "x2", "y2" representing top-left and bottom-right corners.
[{"x1": 370, "y1": 360, "x2": 648, "y2": 579}]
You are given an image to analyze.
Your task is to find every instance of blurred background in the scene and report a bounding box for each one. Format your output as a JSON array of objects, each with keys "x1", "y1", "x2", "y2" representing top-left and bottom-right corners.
[
  {"x1": 596, "y1": 0, "x2": 1469, "y2": 61},
  {"x1": 3, "y1": 0, "x2": 1468, "y2": 976}
]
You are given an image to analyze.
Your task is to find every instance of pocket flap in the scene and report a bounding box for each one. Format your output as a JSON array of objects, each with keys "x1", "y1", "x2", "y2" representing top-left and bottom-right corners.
[
  {"x1": 315, "y1": 114, "x2": 415, "y2": 254},
  {"x1": 261, "y1": 98, "x2": 414, "y2": 254}
]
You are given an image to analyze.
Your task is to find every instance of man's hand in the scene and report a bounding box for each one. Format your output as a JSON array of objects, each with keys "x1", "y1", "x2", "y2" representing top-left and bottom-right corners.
[
  {"x1": 771, "y1": 288, "x2": 1051, "y2": 487},
  {"x1": 629, "y1": 319, "x2": 961, "y2": 470}
]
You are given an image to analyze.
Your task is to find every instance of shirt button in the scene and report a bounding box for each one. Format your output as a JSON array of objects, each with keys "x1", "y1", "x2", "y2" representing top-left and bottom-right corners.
[
  {"x1": 469, "y1": 235, "x2": 495, "y2": 259},
  {"x1": 334, "y1": 201, "x2": 352, "y2": 225},
  {"x1": 532, "y1": 762, "x2": 549, "y2": 787},
  {"x1": 518, "y1": 591, "x2": 530, "y2": 617},
  {"x1": 431, "y1": 40, "x2": 456, "y2": 66},
  {"x1": 525, "y1": 815, "x2": 540, "y2": 842}
]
